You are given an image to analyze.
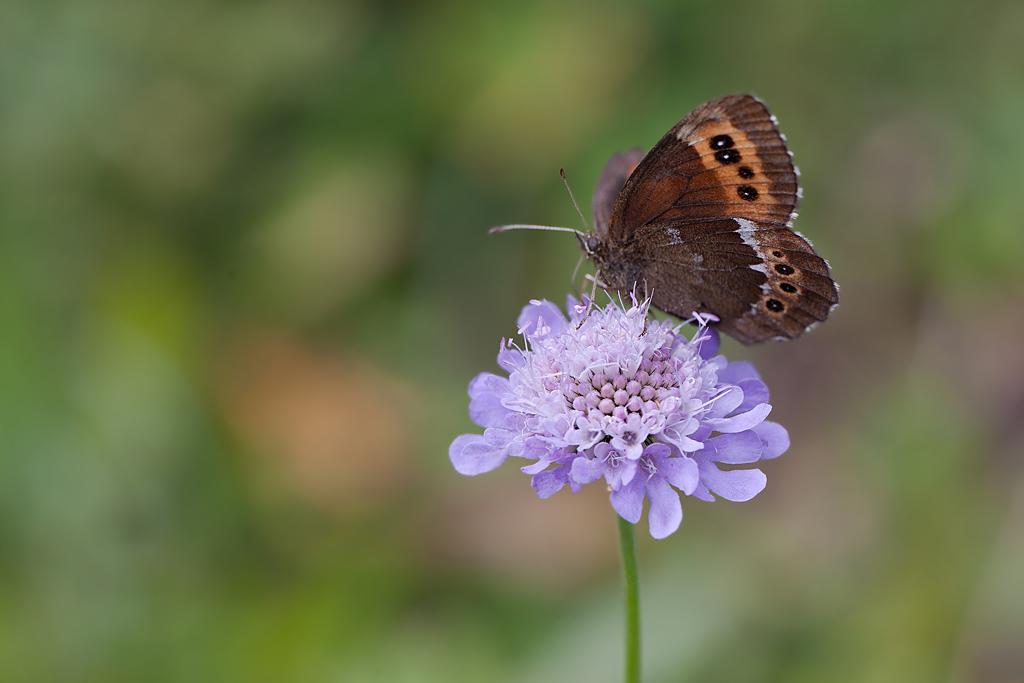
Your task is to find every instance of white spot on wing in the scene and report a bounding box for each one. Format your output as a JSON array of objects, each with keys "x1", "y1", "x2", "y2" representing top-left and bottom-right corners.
[
  {"x1": 738, "y1": 217, "x2": 770, "y2": 276},
  {"x1": 735, "y1": 218, "x2": 759, "y2": 250}
]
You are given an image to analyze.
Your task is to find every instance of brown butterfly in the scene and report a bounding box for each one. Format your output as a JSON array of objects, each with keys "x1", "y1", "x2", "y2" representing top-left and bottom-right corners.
[{"x1": 495, "y1": 94, "x2": 839, "y2": 344}]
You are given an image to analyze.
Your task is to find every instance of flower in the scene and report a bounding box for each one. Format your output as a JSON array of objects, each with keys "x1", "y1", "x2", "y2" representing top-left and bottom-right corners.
[{"x1": 449, "y1": 295, "x2": 789, "y2": 539}]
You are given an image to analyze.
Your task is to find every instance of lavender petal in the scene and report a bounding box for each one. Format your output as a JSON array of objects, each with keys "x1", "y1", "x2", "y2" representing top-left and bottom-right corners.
[
  {"x1": 468, "y1": 373, "x2": 512, "y2": 428},
  {"x1": 610, "y1": 475, "x2": 645, "y2": 524},
  {"x1": 717, "y1": 360, "x2": 761, "y2": 385},
  {"x1": 646, "y1": 475, "x2": 683, "y2": 539},
  {"x1": 704, "y1": 431, "x2": 764, "y2": 465},
  {"x1": 570, "y1": 455, "x2": 605, "y2": 484},
  {"x1": 659, "y1": 455, "x2": 699, "y2": 495},
  {"x1": 449, "y1": 434, "x2": 509, "y2": 475},
  {"x1": 531, "y1": 465, "x2": 570, "y2": 498},
  {"x1": 753, "y1": 421, "x2": 790, "y2": 460},
  {"x1": 702, "y1": 464, "x2": 767, "y2": 502},
  {"x1": 706, "y1": 403, "x2": 772, "y2": 433}
]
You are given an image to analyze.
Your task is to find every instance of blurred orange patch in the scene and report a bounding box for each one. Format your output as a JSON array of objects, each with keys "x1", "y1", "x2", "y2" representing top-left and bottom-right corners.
[{"x1": 218, "y1": 331, "x2": 416, "y2": 513}]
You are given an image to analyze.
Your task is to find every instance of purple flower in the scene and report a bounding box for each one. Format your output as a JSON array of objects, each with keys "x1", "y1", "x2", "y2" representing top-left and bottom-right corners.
[{"x1": 449, "y1": 295, "x2": 789, "y2": 539}]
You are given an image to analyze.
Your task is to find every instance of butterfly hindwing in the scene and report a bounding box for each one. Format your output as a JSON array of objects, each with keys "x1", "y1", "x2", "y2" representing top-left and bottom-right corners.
[{"x1": 625, "y1": 217, "x2": 836, "y2": 343}]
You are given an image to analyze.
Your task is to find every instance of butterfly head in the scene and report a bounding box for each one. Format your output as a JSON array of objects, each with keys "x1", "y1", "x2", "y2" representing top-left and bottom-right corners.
[{"x1": 578, "y1": 231, "x2": 603, "y2": 258}]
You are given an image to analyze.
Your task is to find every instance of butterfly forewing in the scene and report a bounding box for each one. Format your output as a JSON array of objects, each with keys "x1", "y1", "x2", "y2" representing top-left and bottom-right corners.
[{"x1": 609, "y1": 95, "x2": 799, "y2": 239}]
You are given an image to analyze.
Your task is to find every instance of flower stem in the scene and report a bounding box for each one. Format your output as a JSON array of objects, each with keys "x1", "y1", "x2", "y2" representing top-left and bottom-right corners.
[{"x1": 617, "y1": 514, "x2": 640, "y2": 683}]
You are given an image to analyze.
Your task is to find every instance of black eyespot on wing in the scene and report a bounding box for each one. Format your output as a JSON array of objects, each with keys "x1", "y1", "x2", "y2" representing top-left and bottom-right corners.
[
  {"x1": 780, "y1": 282, "x2": 797, "y2": 293},
  {"x1": 772, "y1": 251, "x2": 783, "y2": 257},
  {"x1": 738, "y1": 166, "x2": 755, "y2": 179},
  {"x1": 766, "y1": 298, "x2": 784, "y2": 312},
  {"x1": 715, "y1": 149, "x2": 741, "y2": 164},
  {"x1": 710, "y1": 134, "x2": 734, "y2": 149},
  {"x1": 774, "y1": 264, "x2": 794, "y2": 275},
  {"x1": 737, "y1": 185, "x2": 759, "y2": 201}
]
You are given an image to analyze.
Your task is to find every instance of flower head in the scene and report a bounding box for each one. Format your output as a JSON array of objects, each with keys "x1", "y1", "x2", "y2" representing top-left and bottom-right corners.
[{"x1": 450, "y1": 295, "x2": 788, "y2": 538}]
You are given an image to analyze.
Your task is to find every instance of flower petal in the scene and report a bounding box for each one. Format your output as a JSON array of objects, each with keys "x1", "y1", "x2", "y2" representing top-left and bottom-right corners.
[
  {"x1": 449, "y1": 434, "x2": 508, "y2": 475},
  {"x1": 570, "y1": 455, "x2": 605, "y2": 484},
  {"x1": 702, "y1": 464, "x2": 767, "y2": 502},
  {"x1": 642, "y1": 442, "x2": 672, "y2": 459},
  {"x1": 706, "y1": 403, "x2": 772, "y2": 433},
  {"x1": 521, "y1": 459, "x2": 551, "y2": 475},
  {"x1": 646, "y1": 475, "x2": 683, "y2": 539},
  {"x1": 689, "y1": 480, "x2": 714, "y2": 502},
  {"x1": 707, "y1": 385, "x2": 743, "y2": 418},
  {"x1": 753, "y1": 421, "x2": 790, "y2": 460},
  {"x1": 496, "y1": 345, "x2": 524, "y2": 372},
  {"x1": 659, "y1": 417, "x2": 703, "y2": 453},
  {"x1": 517, "y1": 300, "x2": 567, "y2": 340},
  {"x1": 610, "y1": 475, "x2": 645, "y2": 524},
  {"x1": 531, "y1": 465, "x2": 570, "y2": 498},
  {"x1": 659, "y1": 455, "x2": 699, "y2": 495},
  {"x1": 521, "y1": 437, "x2": 552, "y2": 461},
  {"x1": 608, "y1": 458, "x2": 638, "y2": 489},
  {"x1": 734, "y1": 378, "x2": 770, "y2": 414},
  {"x1": 690, "y1": 327, "x2": 719, "y2": 359},
  {"x1": 467, "y1": 373, "x2": 512, "y2": 428},
  {"x1": 717, "y1": 360, "x2": 761, "y2": 385},
  {"x1": 704, "y1": 431, "x2": 764, "y2": 464}
]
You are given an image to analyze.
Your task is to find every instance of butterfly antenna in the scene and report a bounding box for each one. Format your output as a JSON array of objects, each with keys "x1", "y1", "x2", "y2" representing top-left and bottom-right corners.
[
  {"x1": 488, "y1": 223, "x2": 583, "y2": 235},
  {"x1": 560, "y1": 169, "x2": 590, "y2": 234}
]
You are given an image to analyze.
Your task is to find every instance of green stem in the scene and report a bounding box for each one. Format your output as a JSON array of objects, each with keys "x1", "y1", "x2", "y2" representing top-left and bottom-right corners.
[{"x1": 617, "y1": 514, "x2": 640, "y2": 683}]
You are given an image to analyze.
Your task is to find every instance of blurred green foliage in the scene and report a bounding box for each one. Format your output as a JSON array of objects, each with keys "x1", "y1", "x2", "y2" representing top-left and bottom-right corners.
[{"x1": 2, "y1": 0, "x2": 1023, "y2": 681}]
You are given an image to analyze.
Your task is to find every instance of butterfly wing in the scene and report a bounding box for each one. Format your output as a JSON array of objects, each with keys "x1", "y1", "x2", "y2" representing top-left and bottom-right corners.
[
  {"x1": 592, "y1": 148, "x2": 645, "y2": 239},
  {"x1": 627, "y1": 218, "x2": 838, "y2": 343},
  {"x1": 608, "y1": 94, "x2": 799, "y2": 236},
  {"x1": 603, "y1": 94, "x2": 837, "y2": 343}
]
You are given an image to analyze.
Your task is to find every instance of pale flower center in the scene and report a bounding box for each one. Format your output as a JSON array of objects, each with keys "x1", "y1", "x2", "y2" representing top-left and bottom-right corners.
[{"x1": 561, "y1": 349, "x2": 683, "y2": 419}]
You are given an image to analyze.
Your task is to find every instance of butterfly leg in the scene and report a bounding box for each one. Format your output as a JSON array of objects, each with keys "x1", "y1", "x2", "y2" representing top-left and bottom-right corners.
[
  {"x1": 570, "y1": 252, "x2": 586, "y2": 300},
  {"x1": 639, "y1": 279, "x2": 651, "y2": 337},
  {"x1": 576, "y1": 271, "x2": 603, "y2": 329}
]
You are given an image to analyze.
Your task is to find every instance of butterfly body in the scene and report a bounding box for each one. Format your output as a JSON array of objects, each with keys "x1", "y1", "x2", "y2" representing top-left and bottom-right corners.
[{"x1": 584, "y1": 94, "x2": 838, "y2": 344}]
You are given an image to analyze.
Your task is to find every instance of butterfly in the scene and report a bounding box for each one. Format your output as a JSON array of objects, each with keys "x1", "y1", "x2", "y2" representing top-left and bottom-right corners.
[{"x1": 496, "y1": 94, "x2": 839, "y2": 344}]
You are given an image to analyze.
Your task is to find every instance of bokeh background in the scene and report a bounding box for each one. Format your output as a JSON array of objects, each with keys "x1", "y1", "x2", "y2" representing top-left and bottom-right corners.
[{"x1": 3, "y1": 0, "x2": 1024, "y2": 681}]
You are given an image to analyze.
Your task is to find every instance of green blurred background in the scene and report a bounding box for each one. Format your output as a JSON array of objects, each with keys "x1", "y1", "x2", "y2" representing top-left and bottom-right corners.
[{"x1": 2, "y1": 0, "x2": 1023, "y2": 681}]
